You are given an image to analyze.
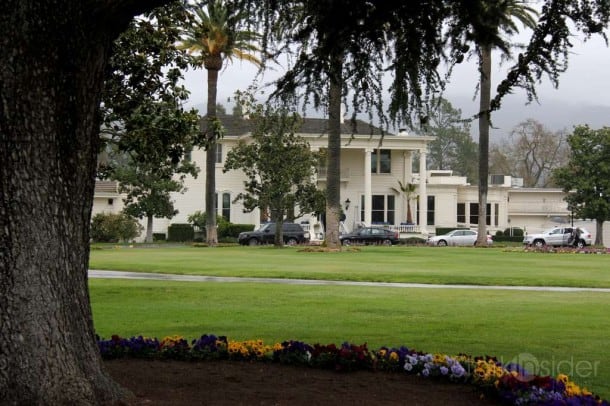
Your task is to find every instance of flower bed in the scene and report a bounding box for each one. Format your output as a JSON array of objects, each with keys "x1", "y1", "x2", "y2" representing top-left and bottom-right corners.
[
  {"x1": 98, "y1": 334, "x2": 608, "y2": 405},
  {"x1": 504, "y1": 246, "x2": 610, "y2": 254}
]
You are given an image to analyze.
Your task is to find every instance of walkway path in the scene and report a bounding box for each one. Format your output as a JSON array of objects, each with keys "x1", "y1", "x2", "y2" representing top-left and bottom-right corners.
[{"x1": 89, "y1": 270, "x2": 610, "y2": 293}]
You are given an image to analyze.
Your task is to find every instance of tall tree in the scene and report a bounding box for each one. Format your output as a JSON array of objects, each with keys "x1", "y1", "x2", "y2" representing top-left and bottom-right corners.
[
  {"x1": 179, "y1": 0, "x2": 262, "y2": 246},
  {"x1": 426, "y1": 98, "x2": 478, "y2": 183},
  {"x1": 101, "y1": 4, "x2": 201, "y2": 243},
  {"x1": 554, "y1": 125, "x2": 610, "y2": 246},
  {"x1": 0, "y1": 0, "x2": 173, "y2": 403},
  {"x1": 461, "y1": 0, "x2": 538, "y2": 244},
  {"x1": 489, "y1": 119, "x2": 568, "y2": 187},
  {"x1": 223, "y1": 94, "x2": 324, "y2": 247}
]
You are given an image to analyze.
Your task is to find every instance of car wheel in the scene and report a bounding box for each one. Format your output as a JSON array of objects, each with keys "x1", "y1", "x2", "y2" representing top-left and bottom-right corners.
[
  {"x1": 342, "y1": 239, "x2": 351, "y2": 246},
  {"x1": 533, "y1": 239, "x2": 545, "y2": 248},
  {"x1": 576, "y1": 239, "x2": 585, "y2": 249},
  {"x1": 382, "y1": 239, "x2": 392, "y2": 246},
  {"x1": 248, "y1": 238, "x2": 259, "y2": 246},
  {"x1": 437, "y1": 240, "x2": 447, "y2": 246},
  {"x1": 286, "y1": 237, "x2": 298, "y2": 246}
]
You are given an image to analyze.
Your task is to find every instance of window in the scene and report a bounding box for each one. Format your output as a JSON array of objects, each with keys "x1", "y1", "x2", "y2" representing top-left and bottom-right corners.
[
  {"x1": 457, "y1": 203, "x2": 465, "y2": 223},
  {"x1": 494, "y1": 203, "x2": 499, "y2": 226},
  {"x1": 184, "y1": 150, "x2": 192, "y2": 162},
  {"x1": 215, "y1": 143, "x2": 223, "y2": 164},
  {"x1": 221, "y1": 192, "x2": 230, "y2": 221},
  {"x1": 107, "y1": 198, "x2": 114, "y2": 206},
  {"x1": 469, "y1": 203, "x2": 491, "y2": 225},
  {"x1": 426, "y1": 195, "x2": 435, "y2": 226},
  {"x1": 371, "y1": 149, "x2": 391, "y2": 174},
  {"x1": 361, "y1": 194, "x2": 395, "y2": 224},
  {"x1": 469, "y1": 203, "x2": 478, "y2": 224}
]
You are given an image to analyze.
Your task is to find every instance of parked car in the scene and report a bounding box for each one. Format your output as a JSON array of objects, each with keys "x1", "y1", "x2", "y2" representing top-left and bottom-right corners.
[
  {"x1": 340, "y1": 227, "x2": 400, "y2": 246},
  {"x1": 238, "y1": 222, "x2": 310, "y2": 246},
  {"x1": 523, "y1": 227, "x2": 592, "y2": 248},
  {"x1": 427, "y1": 229, "x2": 492, "y2": 246}
]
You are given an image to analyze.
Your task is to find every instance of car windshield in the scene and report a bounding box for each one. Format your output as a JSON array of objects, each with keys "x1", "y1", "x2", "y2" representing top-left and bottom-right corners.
[{"x1": 256, "y1": 223, "x2": 272, "y2": 232}]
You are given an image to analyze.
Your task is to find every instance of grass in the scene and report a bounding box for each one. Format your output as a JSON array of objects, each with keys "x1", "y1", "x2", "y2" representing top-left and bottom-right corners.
[
  {"x1": 89, "y1": 245, "x2": 610, "y2": 398},
  {"x1": 90, "y1": 278, "x2": 610, "y2": 399},
  {"x1": 89, "y1": 245, "x2": 610, "y2": 288}
]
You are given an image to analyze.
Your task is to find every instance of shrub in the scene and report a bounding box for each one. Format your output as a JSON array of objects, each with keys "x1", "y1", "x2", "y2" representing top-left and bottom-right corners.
[
  {"x1": 495, "y1": 230, "x2": 504, "y2": 237},
  {"x1": 503, "y1": 227, "x2": 524, "y2": 237},
  {"x1": 167, "y1": 223, "x2": 194, "y2": 242},
  {"x1": 91, "y1": 212, "x2": 142, "y2": 243},
  {"x1": 219, "y1": 223, "x2": 255, "y2": 238},
  {"x1": 152, "y1": 233, "x2": 166, "y2": 242}
]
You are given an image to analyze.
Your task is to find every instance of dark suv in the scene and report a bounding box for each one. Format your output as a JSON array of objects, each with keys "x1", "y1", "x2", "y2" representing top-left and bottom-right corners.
[{"x1": 238, "y1": 222, "x2": 310, "y2": 246}]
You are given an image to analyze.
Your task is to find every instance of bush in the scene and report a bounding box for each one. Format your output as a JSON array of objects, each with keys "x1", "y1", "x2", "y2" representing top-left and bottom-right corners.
[
  {"x1": 503, "y1": 227, "x2": 524, "y2": 237},
  {"x1": 153, "y1": 233, "x2": 166, "y2": 242},
  {"x1": 219, "y1": 223, "x2": 255, "y2": 238},
  {"x1": 167, "y1": 223, "x2": 194, "y2": 242},
  {"x1": 91, "y1": 212, "x2": 143, "y2": 243},
  {"x1": 495, "y1": 230, "x2": 504, "y2": 237}
]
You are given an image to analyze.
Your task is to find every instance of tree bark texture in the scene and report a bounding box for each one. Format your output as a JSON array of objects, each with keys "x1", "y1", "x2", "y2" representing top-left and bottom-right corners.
[
  {"x1": 477, "y1": 45, "x2": 492, "y2": 245},
  {"x1": 0, "y1": 1, "x2": 169, "y2": 403},
  {"x1": 325, "y1": 53, "x2": 344, "y2": 249},
  {"x1": 205, "y1": 66, "x2": 220, "y2": 246}
]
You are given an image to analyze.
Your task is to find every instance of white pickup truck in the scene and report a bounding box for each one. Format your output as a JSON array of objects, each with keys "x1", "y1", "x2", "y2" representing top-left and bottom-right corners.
[{"x1": 523, "y1": 227, "x2": 592, "y2": 248}]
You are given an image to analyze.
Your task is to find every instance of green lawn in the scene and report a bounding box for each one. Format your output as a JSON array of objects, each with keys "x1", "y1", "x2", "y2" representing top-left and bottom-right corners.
[
  {"x1": 89, "y1": 245, "x2": 610, "y2": 399},
  {"x1": 89, "y1": 245, "x2": 610, "y2": 288}
]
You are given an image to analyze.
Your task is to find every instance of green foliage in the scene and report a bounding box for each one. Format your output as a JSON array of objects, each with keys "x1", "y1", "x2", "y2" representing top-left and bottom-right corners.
[
  {"x1": 426, "y1": 98, "x2": 478, "y2": 183},
  {"x1": 167, "y1": 223, "x2": 195, "y2": 242},
  {"x1": 187, "y1": 211, "x2": 207, "y2": 230},
  {"x1": 223, "y1": 92, "x2": 325, "y2": 225},
  {"x1": 153, "y1": 233, "x2": 167, "y2": 242},
  {"x1": 218, "y1": 223, "x2": 255, "y2": 238},
  {"x1": 503, "y1": 227, "x2": 524, "y2": 237},
  {"x1": 100, "y1": 3, "x2": 202, "y2": 234},
  {"x1": 554, "y1": 125, "x2": 610, "y2": 225},
  {"x1": 90, "y1": 213, "x2": 143, "y2": 243}
]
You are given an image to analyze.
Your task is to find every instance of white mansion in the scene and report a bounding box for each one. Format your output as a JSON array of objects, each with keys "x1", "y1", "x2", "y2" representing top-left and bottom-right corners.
[{"x1": 93, "y1": 115, "x2": 608, "y2": 245}]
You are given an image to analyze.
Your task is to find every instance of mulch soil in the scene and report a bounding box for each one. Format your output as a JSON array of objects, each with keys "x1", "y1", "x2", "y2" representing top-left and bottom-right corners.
[{"x1": 105, "y1": 359, "x2": 500, "y2": 406}]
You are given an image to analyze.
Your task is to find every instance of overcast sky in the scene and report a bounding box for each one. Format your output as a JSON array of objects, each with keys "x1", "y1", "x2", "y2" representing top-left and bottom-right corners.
[{"x1": 181, "y1": 29, "x2": 610, "y2": 143}]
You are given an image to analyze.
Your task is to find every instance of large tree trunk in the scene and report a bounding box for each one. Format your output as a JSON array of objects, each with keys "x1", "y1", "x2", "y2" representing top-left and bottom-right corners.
[
  {"x1": 595, "y1": 220, "x2": 604, "y2": 246},
  {"x1": 205, "y1": 64, "x2": 221, "y2": 246},
  {"x1": 325, "y1": 52, "x2": 344, "y2": 249},
  {"x1": 146, "y1": 214, "x2": 154, "y2": 243},
  {"x1": 0, "y1": 1, "x2": 169, "y2": 403},
  {"x1": 477, "y1": 45, "x2": 492, "y2": 245}
]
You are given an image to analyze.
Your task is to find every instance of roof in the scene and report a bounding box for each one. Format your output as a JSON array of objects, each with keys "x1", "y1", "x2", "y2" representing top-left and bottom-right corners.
[
  {"x1": 201, "y1": 114, "x2": 389, "y2": 137},
  {"x1": 94, "y1": 181, "x2": 119, "y2": 194}
]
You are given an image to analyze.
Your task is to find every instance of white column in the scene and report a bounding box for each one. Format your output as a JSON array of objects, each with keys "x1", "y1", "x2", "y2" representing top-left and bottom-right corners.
[
  {"x1": 403, "y1": 151, "x2": 413, "y2": 224},
  {"x1": 418, "y1": 149, "x2": 428, "y2": 234},
  {"x1": 364, "y1": 148, "x2": 372, "y2": 226}
]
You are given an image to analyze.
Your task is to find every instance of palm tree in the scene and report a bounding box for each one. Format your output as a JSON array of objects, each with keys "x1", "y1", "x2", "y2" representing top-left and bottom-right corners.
[
  {"x1": 391, "y1": 180, "x2": 417, "y2": 224},
  {"x1": 179, "y1": 0, "x2": 262, "y2": 246},
  {"x1": 473, "y1": 0, "x2": 537, "y2": 244}
]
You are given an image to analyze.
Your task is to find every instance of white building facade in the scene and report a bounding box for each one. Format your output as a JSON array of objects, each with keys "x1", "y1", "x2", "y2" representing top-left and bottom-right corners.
[{"x1": 93, "y1": 115, "x2": 609, "y2": 246}]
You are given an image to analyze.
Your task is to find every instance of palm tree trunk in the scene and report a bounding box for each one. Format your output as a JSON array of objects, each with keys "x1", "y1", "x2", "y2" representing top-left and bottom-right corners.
[
  {"x1": 325, "y1": 51, "x2": 344, "y2": 249},
  {"x1": 477, "y1": 45, "x2": 492, "y2": 245},
  {"x1": 205, "y1": 66, "x2": 220, "y2": 246}
]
